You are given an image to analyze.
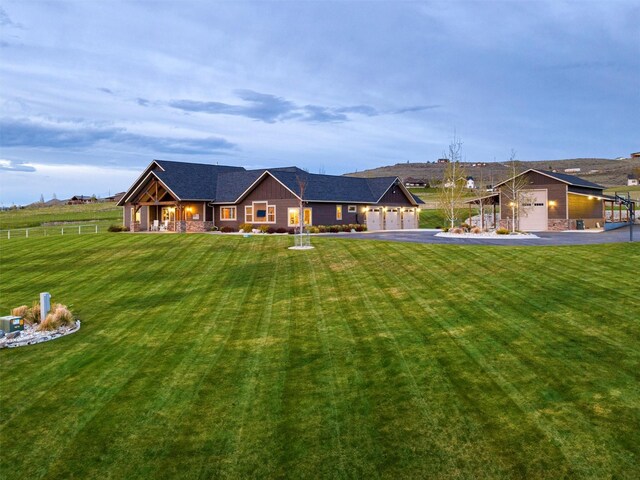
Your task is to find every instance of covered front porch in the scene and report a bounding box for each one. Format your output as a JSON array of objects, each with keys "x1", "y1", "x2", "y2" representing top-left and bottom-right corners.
[{"x1": 125, "y1": 177, "x2": 214, "y2": 232}]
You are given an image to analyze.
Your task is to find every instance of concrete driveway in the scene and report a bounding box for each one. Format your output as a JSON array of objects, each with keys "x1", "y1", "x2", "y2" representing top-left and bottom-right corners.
[{"x1": 339, "y1": 226, "x2": 639, "y2": 246}]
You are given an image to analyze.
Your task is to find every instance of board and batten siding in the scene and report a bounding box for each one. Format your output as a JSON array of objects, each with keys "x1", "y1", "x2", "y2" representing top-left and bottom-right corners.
[
  {"x1": 500, "y1": 172, "x2": 568, "y2": 221},
  {"x1": 568, "y1": 194, "x2": 604, "y2": 220},
  {"x1": 377, "y1": 185, "x2": 415, "y2": 206}
]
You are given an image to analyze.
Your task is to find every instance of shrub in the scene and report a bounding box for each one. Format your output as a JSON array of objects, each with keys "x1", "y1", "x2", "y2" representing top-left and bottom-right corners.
[
  {"x1": 239, "y1": 223, "x2": 254, "y2": 233},
  {"x1": 287, "y1": 228, "x2": 296, "y2": 235},
  {"x1": 108, "y1": 224, "x2": 127, "y2": 232},
  {"x1": 470, "y1": 226, "x2": 482, "y2": 234},
  {"x1": 18, "y1": 302, "x2": 41, "y2": 325},
  {"x1": 308, "y1": 226, "x2": 320, "y2": 234},
  {"x1": 496, "y1": 228, "x2": 510, "y2": 235},
  {"x1": 275, "y1": 227, "x2": 288, "y2": 234},
  {"x1": 460, "y1": 223, "x2": 470, "y2": 230},
  {"x1": 220, "y1": 226, "x2": 236, "y2": 233},
  {"x1": 258, "y1": 225, "x2": 270, "y2": 233},
  {"x1": 209, "y1": 226, "x2": 218, "y2": 231},
  {"x1": 318, "y1": 225, "x2": 327, "y2": 233},
  {"x1": 328, "y1": 225, "x2": 340, "y2": 233},
  {"x1": 442, "y1": 227, "x2": 449, "y2": 232},
  {"x1": 266, "y1": 227, "x2": 277, "y2": 234},
  {"x1": 38, "y1": 304, "x2": 74, "y2": 331},
  {"x1": 451, "y1": 227, "x2": 464, "y2": 234}
]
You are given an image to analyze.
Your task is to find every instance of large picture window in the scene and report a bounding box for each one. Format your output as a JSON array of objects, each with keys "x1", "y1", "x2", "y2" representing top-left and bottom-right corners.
[
  {"x1": 220, "y1": 206, "x2": 236, "y2": 221},
  {"x1": 288, "y1": 207, "x2": 312, "y2": 226}
]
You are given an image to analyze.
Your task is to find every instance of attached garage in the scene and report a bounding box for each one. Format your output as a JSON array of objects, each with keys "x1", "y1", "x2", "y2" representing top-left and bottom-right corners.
[
  {"x1": 385, "y1": 208, "x2": 401, "y2": 229},
  {"x1": 366, "y1": 208, "x2": 383, "y2": 230},
  {"x1": 402, "y1": 208, "x2": 419, "y2": 229}
]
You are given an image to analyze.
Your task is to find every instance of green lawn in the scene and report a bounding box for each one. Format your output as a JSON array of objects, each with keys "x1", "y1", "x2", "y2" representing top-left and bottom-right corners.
[
  {"x1": 1, "y1": 234, "x2": 639, "y2": 479},
  {"x1": 0, "y1": 202, "x2": 122, "y2": 229}
]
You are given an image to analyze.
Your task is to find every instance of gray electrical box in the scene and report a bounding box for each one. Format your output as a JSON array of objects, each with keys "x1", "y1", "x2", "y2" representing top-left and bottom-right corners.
[
  {"x1": 40, "y1": 292, "x2": 51, "y2": 321},
  {"x1": 0, "y1": 316, "x2": 24, "y2": 333}
]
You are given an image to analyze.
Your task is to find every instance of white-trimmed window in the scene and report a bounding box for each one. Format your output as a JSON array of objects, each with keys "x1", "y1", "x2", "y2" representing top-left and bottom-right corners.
[
  {"x1": 336, "y1": 205, "x2": 343, "y2": 220},
  {"x1": 288, "y1": 207, "x2": 313, "y2": 226},
  {"x1": 348, "y1": 205, "x2": 357, "y2": 213},
  {"x1": 245, "y1": 206, "x2": 253, "y2": 223},
  {"x1": 131, "y1": 208, "x2": 140, "y2": 223},
  {"x1": 220, "y1": 206, "x2": 236, "y2": 221},
  {"x1": 267, "y1": 205, "x2": 276, "y2": 223}
]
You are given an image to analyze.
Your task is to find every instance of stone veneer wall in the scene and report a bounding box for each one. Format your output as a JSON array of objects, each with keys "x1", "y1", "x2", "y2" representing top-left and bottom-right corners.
[
  {"x1": 130, "y1": 222, "x2": 141, "y2": 232},
  {"x1": 185, "y1": 221, "x2": 214, "y2": 232},
  {"x1": 547, "y1": 219, "x2": 570, "y2": 231}
]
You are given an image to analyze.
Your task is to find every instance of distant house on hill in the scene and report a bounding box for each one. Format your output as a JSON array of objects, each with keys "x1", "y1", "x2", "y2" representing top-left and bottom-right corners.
[
  {"x1": 403, "y1": 177, "x2": 427, "y2": 187},
  {"x1": 631, "y1": 152, "x2": 640, "y2": 158},
  {"x1": 628, "y1": 174, "x2": 639, "y2": 187},
  {"x1": 104, "y1": 192, "x2": 126, "y2": 203},
  {"x1": 67, "y1": 195, "x2": 96, "y2": 205},
  {"x1": 466, "y1": 176, "x2": 475, "y2": 189},
  {"x1": 436, "y1": 158, "x2": 450, "y2": 164}
]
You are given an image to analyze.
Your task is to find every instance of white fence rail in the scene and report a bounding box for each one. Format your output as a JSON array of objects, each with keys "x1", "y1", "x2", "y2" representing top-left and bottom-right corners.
[{"x1": 1, "y1": 224, "x2": 101, "y2": 239}]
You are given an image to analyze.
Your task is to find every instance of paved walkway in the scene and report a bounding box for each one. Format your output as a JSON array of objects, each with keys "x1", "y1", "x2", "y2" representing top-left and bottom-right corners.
[{"x1": 339, "y1": 226, "x2": 639, "y2": 246}]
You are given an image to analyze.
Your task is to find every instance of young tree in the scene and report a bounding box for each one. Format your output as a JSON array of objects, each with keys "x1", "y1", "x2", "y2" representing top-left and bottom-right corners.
[
  {"x1": 295, "y1": 174, "x2": 308, "y2": 247},
  {"x1": 500, "y1": 150, "x2": 532, "y2": 232},
  {"x1": 437, "y1": 135, "x2": 467, "y2": 229},
  {"x1": 39, "y1": 193, "x2": 45, "y2": 204}
]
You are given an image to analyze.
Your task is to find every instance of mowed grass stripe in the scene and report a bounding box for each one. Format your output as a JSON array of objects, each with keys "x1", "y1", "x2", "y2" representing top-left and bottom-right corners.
[
  {"x1": 3, "y1": 235, "x2": 229, "y2": 478},
  {"x1": 1, "y1": 235, "x2": 638, "y2": 479},
  {"x1": 380, "y1": 240, "x2": 639, "y2": 476}
]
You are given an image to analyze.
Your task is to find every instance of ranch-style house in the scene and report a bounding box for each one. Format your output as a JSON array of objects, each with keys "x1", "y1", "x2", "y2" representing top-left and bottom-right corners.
[{"x1": 118, "y1": 160, "x2": 423, "y2": 232}]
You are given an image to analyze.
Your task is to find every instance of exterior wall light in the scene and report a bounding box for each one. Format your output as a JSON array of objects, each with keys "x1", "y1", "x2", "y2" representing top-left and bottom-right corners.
[{"x1": 549, "y1": 201, "x2": 557, "y2": 207}]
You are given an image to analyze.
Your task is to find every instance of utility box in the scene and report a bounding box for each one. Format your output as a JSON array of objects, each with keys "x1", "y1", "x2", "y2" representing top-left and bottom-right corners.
[
  {"x1": 40, "y1": 292, "x2": 51, "y2": 321},
  {"x1": 0, "y1": 316, "x2": 24, "y2": 333},
  {"x1": 576, "y1": 219, "x2": 585, "y2": 230}
]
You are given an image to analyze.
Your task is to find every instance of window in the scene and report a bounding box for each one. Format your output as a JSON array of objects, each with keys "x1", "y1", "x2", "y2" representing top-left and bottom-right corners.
[
  {"x1": 288, "y1": 207, "x2": 312, "y2": 226},
  {"x1": 336, "y1": 205, "x2": 343, "y2": 220},
  {"x1": 348, "y1": 205, "x2": 357, "y2": 213},
  {"x1": 131, "y1": 208, "x2": 140, "y2": 223},
  {"x1": 220, "y1": 206, "x2": 236, "y2": 221},
  {"x1": 245, "y1": 206, "x2": 253, "y2": 223},
  {"x1": 267, "y1": 206, "x2": 276, "y2": 223}
]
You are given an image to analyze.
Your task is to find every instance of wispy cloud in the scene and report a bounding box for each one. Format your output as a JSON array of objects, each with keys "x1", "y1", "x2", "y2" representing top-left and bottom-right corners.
[
  {"x1": 98, "y1": 87, "x2": 114, "y2": 94},
  {"x1": 0, "y1": 118, "x2": 236, "y2": 155},
  {"x1": 0, "y1": 6, "x2": 23, "y2": 29},
  {"x1": 169, "y1": 89, "x2": 435, "y2": 124},
  {"x1": 0, "y1": 159, "x2": 36, "y2": 172}
]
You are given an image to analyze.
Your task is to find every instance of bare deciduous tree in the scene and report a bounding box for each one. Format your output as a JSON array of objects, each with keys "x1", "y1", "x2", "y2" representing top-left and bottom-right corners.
[
  {"x1": 500, "y1": 150, "x2": 532, "y2": 232},
  {"x1": 295, "y1": 174, "x2": 308, "y2": 246},
  {"x1": 437, "y1": 135, "x2": 467, "y2": 229}
]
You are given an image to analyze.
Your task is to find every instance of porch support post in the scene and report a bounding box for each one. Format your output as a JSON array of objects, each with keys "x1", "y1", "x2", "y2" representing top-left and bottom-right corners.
[{"x1": 493, "y1": 203, "x2": 497, "y2": 229}]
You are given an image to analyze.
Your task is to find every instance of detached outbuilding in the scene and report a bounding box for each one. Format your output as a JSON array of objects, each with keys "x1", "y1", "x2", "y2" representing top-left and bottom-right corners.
[
  {"x1": 467, "y1": 168, "x2": 613, "y2": 232},
  {"x1": 492, "y1": 169, "x2": 606, "y2": 231}
]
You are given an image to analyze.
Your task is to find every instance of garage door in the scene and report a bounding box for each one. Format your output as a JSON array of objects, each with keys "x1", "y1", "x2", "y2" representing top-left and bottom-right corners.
[
  {"x1": 519, "y1": 189, "x2": 548, "y2": 231},
  {"x1": 402, "y1": 209, "x2": 418, "y2": 229},
  {"x1": 366, "y1": 208, "x2": 383, "y2": 230},
  {"x1": 385, "y1": 208, "x2": 401, "y2": 229}
]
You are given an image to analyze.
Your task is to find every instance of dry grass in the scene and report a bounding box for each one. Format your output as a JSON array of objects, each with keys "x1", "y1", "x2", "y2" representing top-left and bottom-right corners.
[
  {"x1": 37, "y1": 304, "x2": 74, "y2": 331},
  {"x1": 11, "y1": 302, "x2": 41, "y2": 325}
]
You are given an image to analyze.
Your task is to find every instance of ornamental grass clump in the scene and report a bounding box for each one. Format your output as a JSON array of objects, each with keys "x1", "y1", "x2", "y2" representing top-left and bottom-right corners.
[
  {"x1": 38, "y1": 304, "x2": 74, "y2": 331},
  {"x1": 470, "y1": 226, "x2": 482, "y2": 234},
  {"x1": 12, "y1": 302, "x2": 41, "y2": 325},
  {"x1": 496, "y1": 228, "x2": 510, "y2": 235}
]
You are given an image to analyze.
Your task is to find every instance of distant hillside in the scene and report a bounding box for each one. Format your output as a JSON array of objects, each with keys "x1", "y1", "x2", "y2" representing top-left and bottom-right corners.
[{"x1": 345, "y1": 157, "x2": 640, "y2": 188}]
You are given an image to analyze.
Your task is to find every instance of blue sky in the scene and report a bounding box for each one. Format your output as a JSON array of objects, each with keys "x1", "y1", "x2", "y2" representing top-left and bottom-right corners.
[{"x1": 1, "y1": 0, "x2": 638, "y2": 205}]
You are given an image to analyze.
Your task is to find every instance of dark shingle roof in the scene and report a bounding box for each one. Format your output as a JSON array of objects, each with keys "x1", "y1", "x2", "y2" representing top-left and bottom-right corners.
[
  {"x1": 153, "y1": 160, "x2": 245, "y2": 199},
  {"x1": 535, "y1": 169, "x2": 604, "y2": 189},
  {"x1": 123, "y1": 160, "x2": 422, "y2": 205}
]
